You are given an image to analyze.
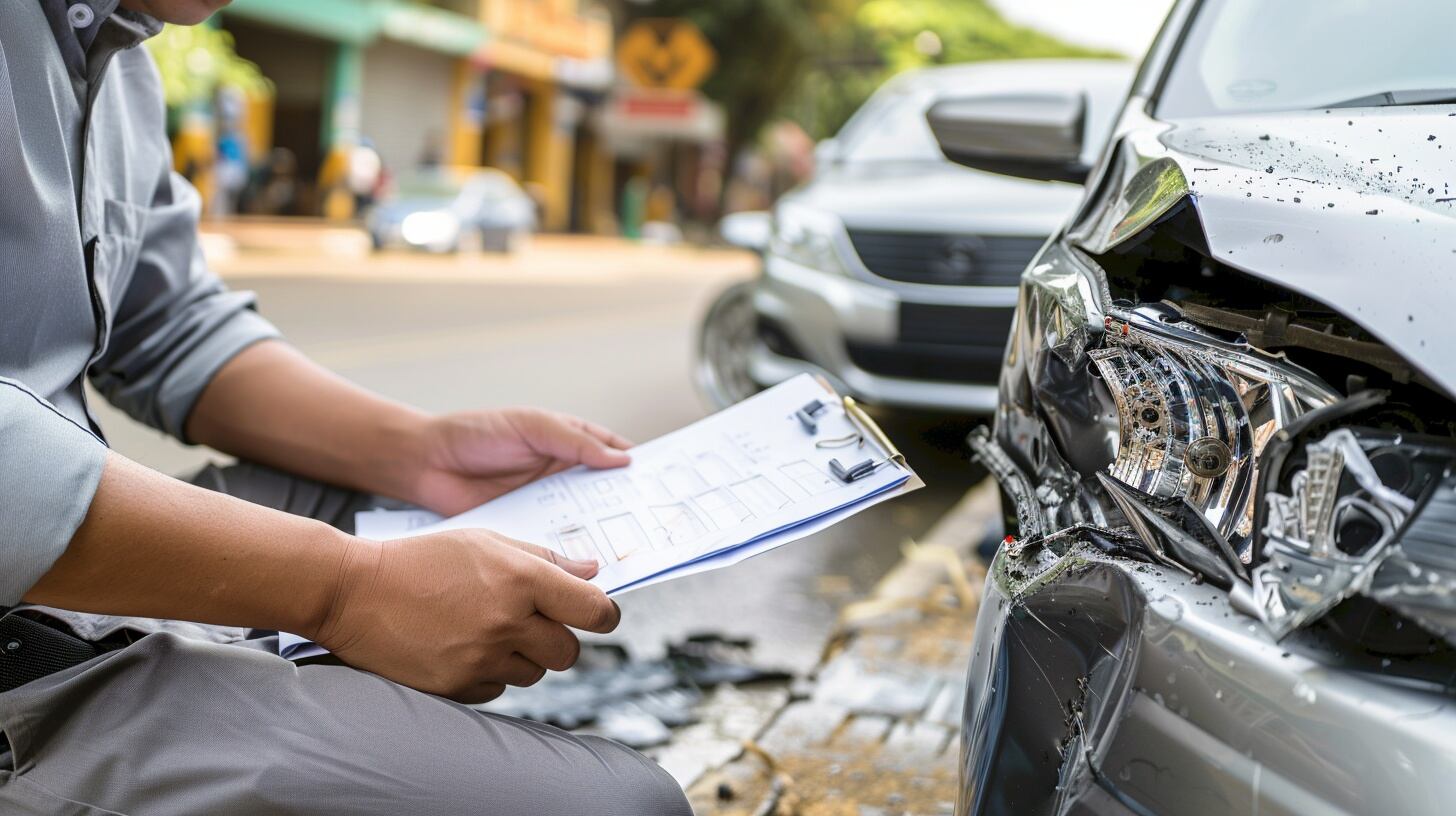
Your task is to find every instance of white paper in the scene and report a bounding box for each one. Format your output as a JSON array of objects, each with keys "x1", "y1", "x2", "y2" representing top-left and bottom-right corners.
[
  {"x1": 407, "y1": 374, "x2": 911, "y2": 592},
  {"x1": 278, "y1": 375, "x2": 916, "y2": 660},
  {"x1": 355, "y1": 508, "x2": 444, "y2": 540}
]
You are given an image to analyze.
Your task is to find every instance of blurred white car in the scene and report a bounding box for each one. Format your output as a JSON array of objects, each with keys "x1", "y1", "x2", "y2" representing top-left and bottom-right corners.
[
  {"x1": 698, "y1": 59, "x2": 1134, "y2": 412},
  {"x1": 367, "y1": 167, "x2": 536, "y2": 254}
]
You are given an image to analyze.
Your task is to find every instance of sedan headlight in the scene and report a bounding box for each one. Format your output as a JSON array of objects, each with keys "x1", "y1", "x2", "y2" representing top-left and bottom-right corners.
[
  {"x1": 400, "y1": 211, "x2": 461, "y2": 249},
  {"x1": 769, "y1": 204, "x2": 851, "y2": 276}
]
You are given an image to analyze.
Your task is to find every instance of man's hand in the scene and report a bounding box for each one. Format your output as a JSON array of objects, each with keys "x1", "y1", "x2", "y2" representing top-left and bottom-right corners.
[
  {"x1": 409, "y1": 408, "x2": 633, "y2": 516},
  {"x1": 314, "y1": 529, "x2": 621, "y2": 703}
]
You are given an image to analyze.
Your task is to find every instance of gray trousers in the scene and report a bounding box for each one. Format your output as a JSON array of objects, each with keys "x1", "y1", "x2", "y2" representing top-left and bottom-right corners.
[{"x1": 0, "y1": 464, "x2": 693, "y2": 815}]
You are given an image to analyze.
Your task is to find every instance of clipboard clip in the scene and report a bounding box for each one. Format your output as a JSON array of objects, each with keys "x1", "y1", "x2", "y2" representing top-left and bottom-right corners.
[
  {"x1": 829, "y1": 456, "x2": 891, "y2": 483},
  {"x1": 795, "y1": 399, "x2": 830, "y2": 433}
]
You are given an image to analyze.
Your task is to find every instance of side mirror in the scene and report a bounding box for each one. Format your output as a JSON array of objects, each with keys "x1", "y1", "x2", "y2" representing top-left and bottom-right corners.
[
  {"x1": 926, "y1": 91, "x2": 1089, "y2": 184},
  {"x1": 719, "y1": 211, "x2": 772, "y2": 253}
]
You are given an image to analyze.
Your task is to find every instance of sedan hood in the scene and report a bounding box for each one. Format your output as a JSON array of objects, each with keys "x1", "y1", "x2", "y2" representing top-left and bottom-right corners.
[
  {"x1": 788, "y1": 159, "x2": 1082, "y2": 236},
  {"x1": 1078, "y1": 105, "x2": 1456, "y2": 395}
]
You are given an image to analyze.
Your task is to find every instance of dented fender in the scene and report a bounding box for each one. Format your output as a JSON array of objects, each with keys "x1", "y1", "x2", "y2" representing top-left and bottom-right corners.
[{"x1": 959, "y1": 543, "x2": 1456, "y2": 816}]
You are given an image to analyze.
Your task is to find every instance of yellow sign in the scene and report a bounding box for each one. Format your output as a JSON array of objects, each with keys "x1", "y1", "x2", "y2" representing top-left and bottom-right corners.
[{"x1": 617, "y1": 19, "x2": 717, "y2": 90}]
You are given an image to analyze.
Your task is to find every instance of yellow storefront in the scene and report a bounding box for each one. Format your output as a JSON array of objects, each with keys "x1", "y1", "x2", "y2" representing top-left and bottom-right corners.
[{"x1": 450, "y1": 0, "x2": 615, "y2": 232}]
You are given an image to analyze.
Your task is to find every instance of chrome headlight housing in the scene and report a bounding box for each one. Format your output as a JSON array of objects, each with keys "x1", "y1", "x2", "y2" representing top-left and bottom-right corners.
[
  {"x1": 769, "y1": 203, "x2": 851, "y2": 276},
  {"x1": 1091, "y1": 305, "x2": 1340, "y2": 557}
]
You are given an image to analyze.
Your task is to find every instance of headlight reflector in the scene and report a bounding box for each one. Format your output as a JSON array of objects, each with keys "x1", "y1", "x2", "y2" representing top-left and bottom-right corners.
[{"x1": 1091, "y1": 307, "x2": 1339, "y2": 556}]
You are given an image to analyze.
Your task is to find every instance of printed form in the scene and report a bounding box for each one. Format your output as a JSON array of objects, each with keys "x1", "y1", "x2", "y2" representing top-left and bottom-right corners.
[{"x1": 280, "y1": 375, "x2": 918, "y2": 659}]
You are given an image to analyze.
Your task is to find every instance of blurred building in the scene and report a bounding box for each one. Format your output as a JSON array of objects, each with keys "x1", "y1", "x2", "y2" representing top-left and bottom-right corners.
[
  {"x1": 180, "y1": 0, "x2": 723, "y2": 234},
  {"x1": 448, "y1": 0, "x2": 617, "y2": 232},
  {"x1": 593, "y1": 14, "x2": 726, "y2": 237},
  {"x1": 216, "y1": 0, "x2": 487, "y2": 215}
]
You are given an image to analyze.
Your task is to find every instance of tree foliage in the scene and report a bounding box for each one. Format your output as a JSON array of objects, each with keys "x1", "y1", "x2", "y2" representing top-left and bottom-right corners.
[
  {"x1": 622, "y1": 0, "x2": 854, "y2": 165},
  {"x1": 145, "y1": 24, "x2": 272, "y2": 110},
  {"x1": 625, "y1": 0, "x2": 1119, "y2": 150},
  {"x1": 858, "y1": 0, "x2": 1117, "y2": 75}
]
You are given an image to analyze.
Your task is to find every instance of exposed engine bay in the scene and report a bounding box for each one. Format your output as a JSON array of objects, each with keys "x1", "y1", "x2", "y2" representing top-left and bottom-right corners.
[{"x1": 977, "y1": 175, "x2": 1456, "y2": 661}]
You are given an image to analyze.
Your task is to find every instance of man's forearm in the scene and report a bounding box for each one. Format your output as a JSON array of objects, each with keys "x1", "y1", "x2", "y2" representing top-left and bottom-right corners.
[
  {"x1": 23, "y1": 451, "x2": 375, "y2": 639},
  {"x1": 187, "y1": 340, "x2": 431, "y2": 503}
]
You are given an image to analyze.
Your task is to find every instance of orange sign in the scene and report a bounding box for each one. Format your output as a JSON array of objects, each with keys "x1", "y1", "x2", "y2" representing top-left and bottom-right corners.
[{"x1": 617, "y1": 19, "x2": 717, "y2": 90}]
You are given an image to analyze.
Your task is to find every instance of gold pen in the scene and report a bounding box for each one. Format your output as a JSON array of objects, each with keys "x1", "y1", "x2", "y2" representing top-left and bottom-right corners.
[{"x1": 841, "y1": 395, "x2": 905, "y2": 468}]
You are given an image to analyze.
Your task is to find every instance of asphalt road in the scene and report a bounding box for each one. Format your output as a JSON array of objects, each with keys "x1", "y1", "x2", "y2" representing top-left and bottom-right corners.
[{"x1": 97, "y1": 232, "x2": 990, "y2": 674}]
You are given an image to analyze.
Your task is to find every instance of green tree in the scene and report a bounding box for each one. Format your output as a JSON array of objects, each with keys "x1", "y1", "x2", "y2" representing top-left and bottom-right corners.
[
  {"x1": 622, "y1": 0, "x2": 855, "y2": 180},
  {"x1": 858, "y1": 0, "x2": 1116, "y2": 75},
  {"x1": 146, "y1": 23, "x2": 272, "y2": 112},
  {"x1": 626, "y1": 0, "x2": 1119, "y2": 149}
]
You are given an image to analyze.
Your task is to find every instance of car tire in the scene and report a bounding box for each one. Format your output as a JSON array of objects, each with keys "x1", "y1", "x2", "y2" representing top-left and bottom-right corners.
[
  {"x1": 455, "y1": 227, "x2": 484, "y2": 255},
  {"x1": 695, "y1": 281, "x2": 764, "y2": 410},
  {"x1": 482, "y1": 229, "x2": 525, "y2": 254}
]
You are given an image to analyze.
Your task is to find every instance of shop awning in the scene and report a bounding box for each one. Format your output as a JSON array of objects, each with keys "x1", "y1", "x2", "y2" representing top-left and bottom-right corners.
[{"x1": 221, "y1": 0, "x2": 487, "y2": 55}]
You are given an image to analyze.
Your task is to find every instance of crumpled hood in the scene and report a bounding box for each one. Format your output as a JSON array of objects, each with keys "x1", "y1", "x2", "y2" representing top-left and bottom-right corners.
[{"x1": 1082, "y1": 105, "x2": 1456, "y2": 395}]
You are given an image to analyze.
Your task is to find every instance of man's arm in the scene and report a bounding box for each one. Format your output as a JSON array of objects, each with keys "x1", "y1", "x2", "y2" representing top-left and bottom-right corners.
[
  {"x1": 184, "y1": 340, "x2": 434, "y2": 507},
  {"x1": 185, "y1": 340, "x2": 633, "y2": 515},
  {"x1": 25, "y1": 450, "x2": 620, "y2": 703},
  {"x1": 26, "y1": 452, "x2": 356, "y2": 639}
]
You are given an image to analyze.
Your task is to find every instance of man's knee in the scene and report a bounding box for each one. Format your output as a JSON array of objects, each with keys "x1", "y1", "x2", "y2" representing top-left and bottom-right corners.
[{"x1": 576, "y1": 736, "x2": 693, "y2": 816}]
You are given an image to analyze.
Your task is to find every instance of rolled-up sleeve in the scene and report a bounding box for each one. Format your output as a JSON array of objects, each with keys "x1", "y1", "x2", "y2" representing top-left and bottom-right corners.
[
  {"x1": 0, "y1": 378, "x2": 107, "y2": 605},
  {"x1": 88, "y1": 166, "x2": 280, "y2": 442}
]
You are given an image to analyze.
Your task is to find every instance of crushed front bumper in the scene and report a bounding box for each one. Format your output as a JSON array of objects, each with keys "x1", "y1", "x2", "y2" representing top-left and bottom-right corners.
[{"x1": 961, "y1": 539, "x2": 1456, "y2": 816}]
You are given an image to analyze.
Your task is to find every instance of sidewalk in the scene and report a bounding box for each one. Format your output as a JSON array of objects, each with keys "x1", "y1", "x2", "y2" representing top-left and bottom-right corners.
[
  {"x1": 666, "y1": 480, "x2": 1000, "y2": 815},
  {"x1": 196, "y1": 218, "x2": 755, "y2": 286}
]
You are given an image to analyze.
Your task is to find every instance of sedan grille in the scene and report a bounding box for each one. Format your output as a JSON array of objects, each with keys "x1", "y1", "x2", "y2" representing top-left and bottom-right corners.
[{"x1": 845, "y1": 230, "x2": 1042, "y2": 286}]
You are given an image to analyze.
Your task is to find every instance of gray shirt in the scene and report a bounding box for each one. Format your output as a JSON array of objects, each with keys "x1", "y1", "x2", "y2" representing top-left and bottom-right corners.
[{"x1": 0, "y1": 3, "x2": 280, "y2": 605}]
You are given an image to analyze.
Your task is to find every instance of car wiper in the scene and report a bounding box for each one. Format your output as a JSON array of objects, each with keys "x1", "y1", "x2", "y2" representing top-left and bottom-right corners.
[{"x1": 1323, "y1": 88, "x2": 1456, "y2": 109}]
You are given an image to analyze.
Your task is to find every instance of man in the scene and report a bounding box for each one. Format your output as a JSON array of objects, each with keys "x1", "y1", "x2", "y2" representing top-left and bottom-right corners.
[{"x1": 0, "y1": 1, "x2": 694, "y2": 813}]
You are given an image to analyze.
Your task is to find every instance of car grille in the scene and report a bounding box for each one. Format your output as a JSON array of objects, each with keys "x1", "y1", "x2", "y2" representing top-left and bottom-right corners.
[
  {"x1": 845, "y1": 230, "x2": 1042, "y2": 286},
  {"x1": 843, "y1": 303, "x2": 1013, "y2": 385},
  {"x1": 900, "y1": 303, "x2": 1015, "y2": 348},
  {"x1": 846, "y1": 342, "x2": 1004, "y2": 384}
]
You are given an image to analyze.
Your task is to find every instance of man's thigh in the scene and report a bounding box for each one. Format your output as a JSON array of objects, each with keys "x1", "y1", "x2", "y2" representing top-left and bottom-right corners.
[
  {"x1": 0, "y1": 634, "x2": 691, "y2": 815},
  {"x1": 184, "y1": 461, "x2": 373, "y2": 533}
]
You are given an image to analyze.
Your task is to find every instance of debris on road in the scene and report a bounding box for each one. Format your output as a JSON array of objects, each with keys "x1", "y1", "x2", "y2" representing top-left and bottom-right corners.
[{"x1": 479, "y1": 635, "x2": 791, "y2": 749}]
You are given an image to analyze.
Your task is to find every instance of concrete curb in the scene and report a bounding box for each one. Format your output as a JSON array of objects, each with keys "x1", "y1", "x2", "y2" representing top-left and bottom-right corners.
[{"x1": 683, "y1": 478, "x2": 1001, "y2": 815}]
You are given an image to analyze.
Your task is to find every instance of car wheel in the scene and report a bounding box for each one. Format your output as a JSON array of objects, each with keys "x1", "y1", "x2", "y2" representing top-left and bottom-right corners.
[
  {"x1": 482, "y1": 229, "x2": 523, "y2": 254},
  {"x1": 456, "y1": 227, "x2": 484, "y2": 255},
  {"x1": 695, "y1": 281, "x2": 763, "y2": 410}
]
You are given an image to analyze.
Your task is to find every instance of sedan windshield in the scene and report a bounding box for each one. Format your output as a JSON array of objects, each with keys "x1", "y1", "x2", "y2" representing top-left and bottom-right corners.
[
  {"x1": 834, "y1": 85, "x2": 945, "y2": 163},
  {"x1": 1157, "y1": 0, "x2": 1456, "y2": 118}
]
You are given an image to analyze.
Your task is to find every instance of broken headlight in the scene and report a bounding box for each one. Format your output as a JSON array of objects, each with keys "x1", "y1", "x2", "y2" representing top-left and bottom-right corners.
[
  {"x1": 1090, "y1": 305, "x2": 1340, "y2": 557},
  {"x1": 1254, "y1": 427, "x2": 1456, "y2": 641}
]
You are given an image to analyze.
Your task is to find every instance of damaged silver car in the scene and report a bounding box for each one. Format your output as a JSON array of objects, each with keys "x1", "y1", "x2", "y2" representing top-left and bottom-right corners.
[{"x1": 937, "y1": 1, "x2": 1456, "y2": 814}]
